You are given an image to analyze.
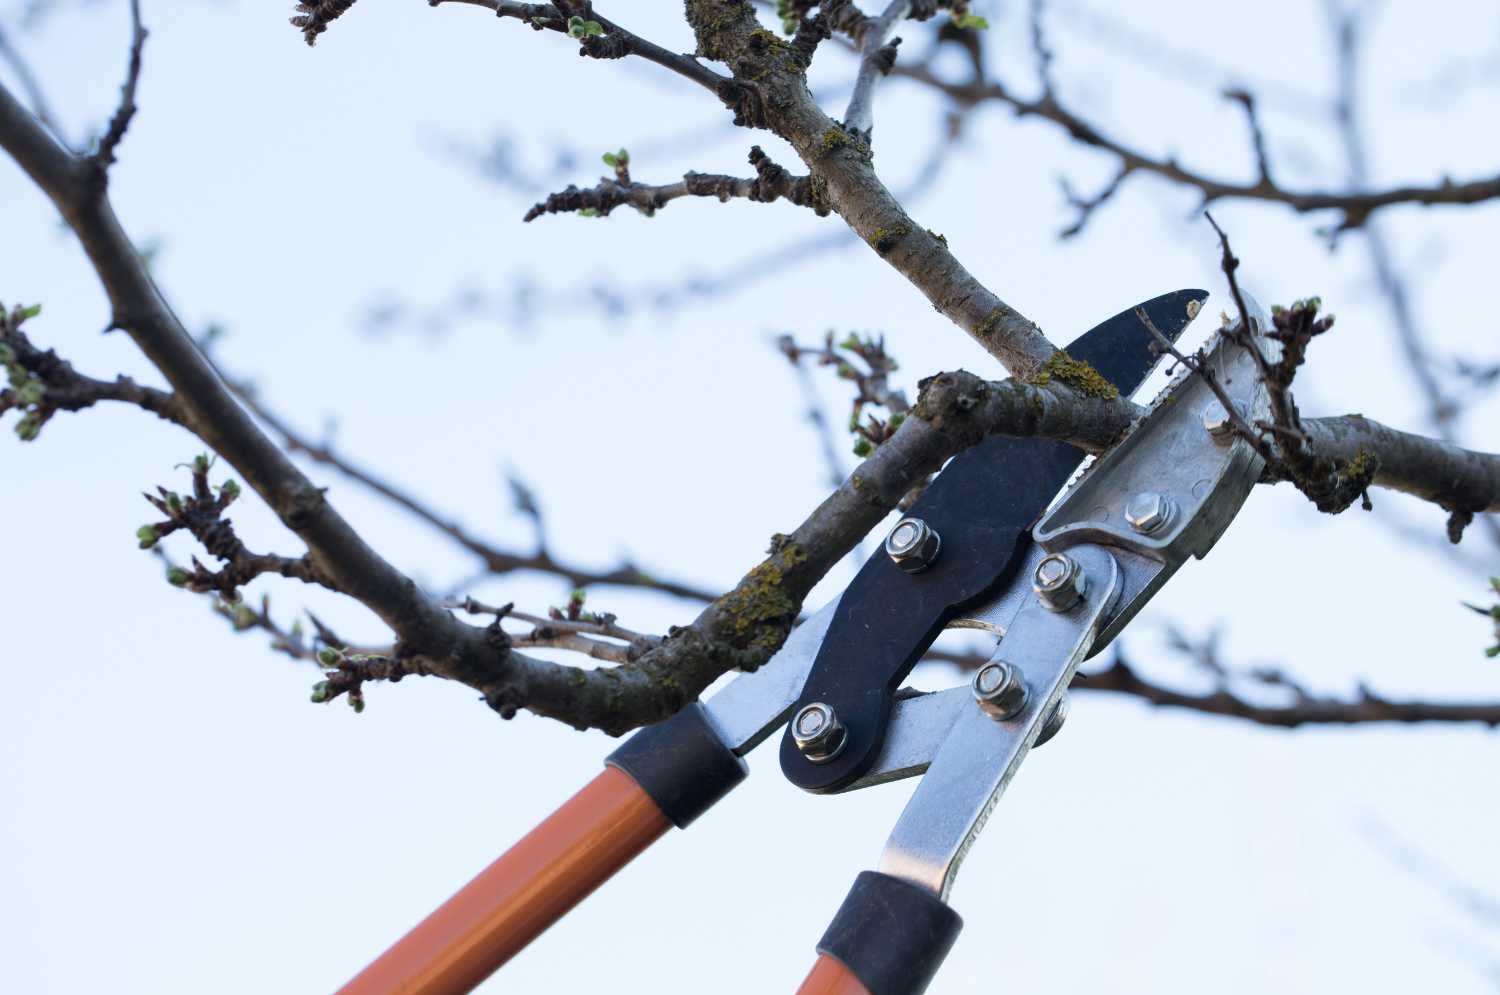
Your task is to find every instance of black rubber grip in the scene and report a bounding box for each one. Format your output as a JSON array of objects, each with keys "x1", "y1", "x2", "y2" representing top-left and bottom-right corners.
[
  {"x1": 817, "y1": 871, "x2": 963, "y2": 995},
  {"x1": 604, "y1": 703, "x2": 747, "y2": 828}
]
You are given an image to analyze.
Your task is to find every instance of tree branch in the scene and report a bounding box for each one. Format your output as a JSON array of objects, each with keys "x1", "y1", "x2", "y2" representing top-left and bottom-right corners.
[
  {"x1": 886, "y1": 60, "x2": 1500, "y2": 232},
  {"x1": 92, "y1": 0, "x2": 144, "y2": 172},
  {"x1": 229, "y1": 379, "x2": 720, "y2": 603},
  {"x1": 842, "y1": 0, "x2": 909, "y2": 138},
  {"x1": 524, "y1": 145, "x2": 828, "y2": 221},
  {"x1": 925, "y1": 645, "x2": 1500, "y2": 729}
]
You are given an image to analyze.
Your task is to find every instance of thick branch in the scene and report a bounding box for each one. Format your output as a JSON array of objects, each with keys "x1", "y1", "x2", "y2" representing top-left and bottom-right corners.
[
  {"x1": 1303, "y1": 416, "x2": 1500, "y2": 516},
  {"x1": 682, "y1": 0, "x2": 1056, "y2": 374},
  {"x1": 0, "y1": 77, "x2": 458, "y2": 650}
]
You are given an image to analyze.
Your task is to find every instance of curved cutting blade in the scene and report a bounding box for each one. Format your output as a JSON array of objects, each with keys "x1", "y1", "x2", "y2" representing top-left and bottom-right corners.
[{"x1": 778, "y1": 289, "x2": 1209, "y2": 793}]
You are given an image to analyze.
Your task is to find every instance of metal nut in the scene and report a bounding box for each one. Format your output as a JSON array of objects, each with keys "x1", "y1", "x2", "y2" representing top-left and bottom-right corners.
[
  {"x1": 1034, "y1": 693, "x2": 1069, "y2": 747},
  {"x1": 791, "y1": 702, "x2": 847, "y2": 764},
  {"x1": 972, "y1": 660, "x2": 1028, "y2": 720},
  {"x1": 1032, "y1": 552, "x2": 1086, "y2": 612},
  {"x1": 884, "y1": 517, "x2": 942, "y2": 573},
  {"x1": 1124, "y1": 491, "x2": 1177, "y2": 535}
]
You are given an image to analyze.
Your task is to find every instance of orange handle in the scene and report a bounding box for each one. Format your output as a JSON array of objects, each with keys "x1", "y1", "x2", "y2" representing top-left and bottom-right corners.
[
  {"x1": 797, "y1": 955, "x2": 873, "y2": 995},
  {"x1": 337, "y1": 766, "x2": 671, "y2": 995}
]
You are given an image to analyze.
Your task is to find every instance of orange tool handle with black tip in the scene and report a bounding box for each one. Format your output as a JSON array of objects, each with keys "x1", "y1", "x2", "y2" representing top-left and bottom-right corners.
[
  {"x1": 799, "y1": 871, "x2": 964, "y2": 995},
  {"x1": 336, "y1": 704, "x2": 747, "y2": 994}
]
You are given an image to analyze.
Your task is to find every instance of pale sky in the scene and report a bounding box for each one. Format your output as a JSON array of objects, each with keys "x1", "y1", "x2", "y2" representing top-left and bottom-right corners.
[{"x1": 3, "y1": 2, "x2": 1499, "y2": 993}]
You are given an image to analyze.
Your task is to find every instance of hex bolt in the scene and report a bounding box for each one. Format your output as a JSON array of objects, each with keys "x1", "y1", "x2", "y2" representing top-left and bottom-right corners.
[
  {"x1": 884, "y1": 517, "x2": 942, "y2": 573},
  {"x1": 1032, "y1": 552, "x2": 1086, "y2": 612},
  {"x1": 1124, "y1": 491, "x2": 1177, "y2": 536},
  {"x1": 1034, "y1": 693, "x2": 1070, "y2": 747},
  {"x1": 791, "y1": 702, "x2": 847, "y2": 764},
  {"x1": 971, "y1": 660, "x2": 1028, "y2": 720}
]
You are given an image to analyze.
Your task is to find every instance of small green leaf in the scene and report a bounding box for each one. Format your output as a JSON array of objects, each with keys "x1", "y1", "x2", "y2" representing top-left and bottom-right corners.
[
  {"x1": 18, "y1": 303, "x2": 42, "y2": 321},
  {"x1": 136, "y1": 524, "x2": 159, "y2": 549},
  {"x1": 166, "y1": 567, "x2": 190, "y2": 587},
  {"x1": 567, "y1": 15, "x2": 604, "y2": 38},
  {"x1": 15, "y1": 380, "x2": 43, "y2": 406},
  {"x1": 889, "y1": 411, "x2": 906, "y2": 431},
  {"x1": 954, "y1": 14, "x2": 989, "y2": 30},
  {"x1": 577, "y1": 207, "x2": 602, "y2": 218},
  {"x1": 310, "y1": 680, "x2": 331, "y2": 704}
]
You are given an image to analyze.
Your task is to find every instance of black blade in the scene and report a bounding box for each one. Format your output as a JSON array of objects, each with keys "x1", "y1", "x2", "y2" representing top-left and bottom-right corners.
[{"x1": 779, "y1": 289, "x2": 1208, "y2": 793}]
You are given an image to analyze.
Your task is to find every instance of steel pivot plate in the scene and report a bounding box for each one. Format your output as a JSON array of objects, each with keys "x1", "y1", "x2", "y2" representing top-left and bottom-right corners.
[{"x1": 778, "y1": 290, "x2": 1208, "y2": 793}]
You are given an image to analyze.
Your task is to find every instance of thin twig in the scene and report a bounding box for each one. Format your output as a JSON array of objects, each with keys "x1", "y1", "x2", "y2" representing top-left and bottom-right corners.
[
  {"x1": 843, "y1": 0, "x2": 910, "y2": 138},
  {"x1": 92, "y1": 0, "x2": 145, "y2": 171}
]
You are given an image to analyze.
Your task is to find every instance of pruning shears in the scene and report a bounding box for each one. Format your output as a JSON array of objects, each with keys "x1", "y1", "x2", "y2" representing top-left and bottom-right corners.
[{"x1": 334, "y1": 288, "x2": 1274, "y2": 995}]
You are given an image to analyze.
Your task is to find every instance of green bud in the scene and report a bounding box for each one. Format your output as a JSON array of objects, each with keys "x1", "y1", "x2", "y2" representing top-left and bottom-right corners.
[
  {"x1": 317, "y1": 646, "x2": 343, "y2": 667},
  {"x1": 166, "y1": 492, "x2": 183, "y2": 513},
  {"x1": 310, "y1": 680, "x2": 331, "y2": 704},
  {"x1": 852, "y1": 438, "x2": 874, "y2": 457},
  {"x1": 567, "y1": 15, "x2": 604, "y2": 37},
  {"x1": 233, "y1": 604, "x2": 255, "y2": 630},
  {"x1": 220, "y1": 479, "x2": 241, "y2": 503},
  {"x1": 166, "y1": 567, "x2": 189, "y2": 587},
  {"x1": 954, "y1": 14, "x2": 989, "y2": 30},
  {"x1": 0, "y1": 343, "x2": 13, "y2": 364},
  {"x1": 15, "y1": 380, "x2": 43, "y2": 406},
  {"x1": 192, "y1": 453, "x2": 213, "y2": 475},
  {"x1": 1487, "y1": 646, "x2": 1500, "y2": 659},
  {"x1": 577, "y1": 208, "x2": 602, "y2": 218},
  {"x1": 349, "y1": 695, "x2": 365, "y2": 714},
  {"x1": 136, "y1": 524, "x2": 159, "y2": 549},
  {"x1": 889, "y1": 411, "x2": 906, "y2": 431},
  {"x1": 14, "y1": 414, "x2": 40, "y2": 441}
]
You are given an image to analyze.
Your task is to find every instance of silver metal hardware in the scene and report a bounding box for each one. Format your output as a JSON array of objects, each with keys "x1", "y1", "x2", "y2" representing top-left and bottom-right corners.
[
  {"x1": 1035, "y1": 693, "x2": 1069, "y2": 747},
  {"x1": 1035, "y1": 292, "x2": 1276, "y2": 651},
  {"x1": 971, "y1": 660, "x2": 1027, "y2": 719},
  {"x1": 1124, "y1": 491, "x2": 1176, "y2": 535},
  {"x1": 876, "y1": 544, "x2": 1121, "y2": 899},
  {"x1": 1032, "y1": 552, "x2": 1086, "y2": 612},
  {"x1": 1202, "y1": 399, "x2": 1243, "y2": 441},
  {"x1": 791, "y1": 702, "x2": 847, "y2": 763},
  {"x1": 700, "y1": 598, "x2": 840, "y2": 756},
  {"x1": 884, "y1": 517, "x2": 942, "y2": 573}
]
